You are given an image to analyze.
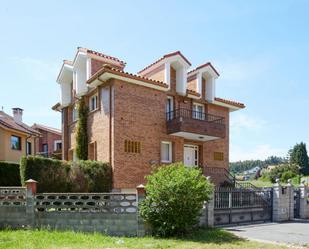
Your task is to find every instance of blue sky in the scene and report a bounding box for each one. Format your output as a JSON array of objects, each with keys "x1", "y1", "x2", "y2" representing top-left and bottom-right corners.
[{"x1": 0, "y1": 0, "x2": 308, "y2": 161}]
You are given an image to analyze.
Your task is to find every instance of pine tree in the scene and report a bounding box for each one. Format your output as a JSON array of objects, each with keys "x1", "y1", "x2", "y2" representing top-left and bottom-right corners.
[
  {"x1": 289, "y1": 142, "x2": 309, "y2": 175},
  {"x1": 76, "y1": 97, "x2": 88, "y2": 160}
]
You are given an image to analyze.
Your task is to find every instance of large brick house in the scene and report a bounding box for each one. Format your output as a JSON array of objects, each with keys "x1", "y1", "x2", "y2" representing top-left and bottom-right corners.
[{"x1": 54, "y1": 47, "x2": 245, "y2": 191}]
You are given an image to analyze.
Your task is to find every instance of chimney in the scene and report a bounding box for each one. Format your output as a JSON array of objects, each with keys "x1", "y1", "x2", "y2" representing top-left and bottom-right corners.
[{"x1": 12, "y1": 108, "x2": 23, "y2": 123}]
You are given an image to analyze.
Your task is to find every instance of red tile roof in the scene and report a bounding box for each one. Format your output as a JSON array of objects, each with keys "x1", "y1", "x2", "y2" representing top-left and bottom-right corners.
[
  {"x1": 78, "y1": 47, "x2": 126, "y2": 66},
  {"x1": 188, "y1": 62, "x2": 220, "y2": 76},
  {"x1": 215, "y1": 97, "x2": 245, "y2": 108},
  {"x1": 138, "y1": 51, "x2": 191, "y2": 75},
  {"x1": 0, "y1": 111, "x2": 40, "y2": 136},
  {"x1": 87, "y1": 65, "x2": 169, "y2": 89},
  {"x1": 32, "y1": 123, "x2": 61, "y2": 135},
  {"x1": 186, "y1": 89, "x2": 201, "y2": 97}
]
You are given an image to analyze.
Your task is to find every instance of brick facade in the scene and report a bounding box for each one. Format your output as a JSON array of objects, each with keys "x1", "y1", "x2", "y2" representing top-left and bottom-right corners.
[
  {"x1": 58, "y1": 49, "x2": 244, "y2": 191},
  {"x1": 32, "y1": 125, "x2": 62, "y2": 157}
]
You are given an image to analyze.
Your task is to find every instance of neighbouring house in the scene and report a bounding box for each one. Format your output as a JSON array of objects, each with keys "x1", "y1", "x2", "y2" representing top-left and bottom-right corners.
[
  {"x1": 32, "y1": 123, "x2": 62, "y2": 159},
  {"x1": 54, "y1": 47, "x2": 245, "y2": 191},
  {"x1": 0, "y1": 108, "x2": 40, "y2": 163}
]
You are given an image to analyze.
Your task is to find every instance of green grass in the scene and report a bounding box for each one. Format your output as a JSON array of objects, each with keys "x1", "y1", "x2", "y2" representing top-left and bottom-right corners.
[
  {"x1": 244, "y1": 175, "x2": 309, "y2": 188},
  {"x1": 0, "y1": 228, "x2": 289, "y2": 249},
  {"x1": 244, "y1": 179, "x2": 273, "y2": 188}
]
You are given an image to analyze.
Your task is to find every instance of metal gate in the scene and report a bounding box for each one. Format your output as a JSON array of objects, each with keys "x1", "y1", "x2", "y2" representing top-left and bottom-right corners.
[
  {"x1": 294, "y1": 188, "x2": 300, "y2": 218},
  {"x1": 214, "y1": 188, "x2": 273, "y2": 226}
]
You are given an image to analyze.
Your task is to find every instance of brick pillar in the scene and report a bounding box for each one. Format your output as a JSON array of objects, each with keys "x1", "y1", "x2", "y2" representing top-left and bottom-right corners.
[
  {"x1": 136, "y1": 184, "x2": 147, "y2": 237},
  {"x1": 272, "y1": 178, "x2": 294, "y2": 222},
  {"x1": 299, "y1": 181, "x2": 309, "y2": 219},
  {"x1": 25, "y1": 179, "x2": 37, "y2": 227}
]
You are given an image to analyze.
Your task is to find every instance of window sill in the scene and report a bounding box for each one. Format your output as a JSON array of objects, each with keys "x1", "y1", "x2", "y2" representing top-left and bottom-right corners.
[
  {"x1": 88, "y1": 108, "x2": 100, "y2": 115},
  {"x1": 161, "y1": 160, "x2": 172, "y2": 164}
]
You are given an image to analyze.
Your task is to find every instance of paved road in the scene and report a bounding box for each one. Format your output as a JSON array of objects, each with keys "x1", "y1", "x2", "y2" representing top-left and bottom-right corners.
[{"x1": 225, "y1": 220, "x2": 309, "y2": 247}]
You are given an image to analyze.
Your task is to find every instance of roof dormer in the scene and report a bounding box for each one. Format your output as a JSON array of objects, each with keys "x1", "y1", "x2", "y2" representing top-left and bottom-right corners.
[
  {"x1": 56, "y1": 60, "x2": 73, "y2": 107},
  {"x1": 187, "y1": 63, "x2": 219, "y2": 102},
  {"x1": 138, "y1": 51, "x2": 191, "y2": 95},
  {"x1": 56, "y1": 47, "x2": 126, "y2": 108}
]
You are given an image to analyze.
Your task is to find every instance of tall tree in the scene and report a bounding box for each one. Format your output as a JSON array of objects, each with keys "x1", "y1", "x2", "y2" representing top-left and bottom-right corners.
[
  {"x1": 76, "y1": 97, "x2": 88, "y2": 160},
  {"x1": 289, "y1": 142, "x2": 309, "y2": 175}
]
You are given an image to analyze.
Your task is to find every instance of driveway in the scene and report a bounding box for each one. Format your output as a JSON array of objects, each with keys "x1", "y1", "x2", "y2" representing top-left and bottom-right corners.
[{"x1": 225, "y1": 220, "x2": 309, "y2": 247}]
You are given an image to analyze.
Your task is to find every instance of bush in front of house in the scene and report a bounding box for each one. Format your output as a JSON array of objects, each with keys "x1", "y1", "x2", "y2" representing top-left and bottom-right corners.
[
  {"x1": 0, "y1": 161, "x2": 21, "y2": 186},
  {"x1": 140, "y1": 163, "x2": 214, "y2": 237},
  {"x1": 69, "y1": 160, "x2": 112, "y2": 192},
  {"x1": 20, "y1": 156, "x2": 112, "y2": 193},
  {"x1": 20, "y1": 156, "x2": 71, "y2": 192}
]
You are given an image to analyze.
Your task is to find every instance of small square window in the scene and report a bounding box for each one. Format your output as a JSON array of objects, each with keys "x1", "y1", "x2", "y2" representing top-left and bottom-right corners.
[
  {"x1": 89, "y1": 94, "x2": 98, "y2": 111},
  {"x1": 161, "y1": 141, "x2": 172, "y2": 163},
  {"x1": 11, "y1": 136, "x2": 21, "y2": 150}
]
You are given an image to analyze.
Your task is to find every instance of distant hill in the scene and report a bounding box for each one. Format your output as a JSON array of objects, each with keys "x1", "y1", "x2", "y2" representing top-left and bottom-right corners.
[{"x1": 229, "y1": 156, "x2": 287, "y2": 174}]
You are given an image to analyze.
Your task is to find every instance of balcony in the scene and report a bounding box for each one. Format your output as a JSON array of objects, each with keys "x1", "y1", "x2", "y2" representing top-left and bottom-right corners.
[{"x1": 166, "y1": 108, "x2": 225, "y2": 141}]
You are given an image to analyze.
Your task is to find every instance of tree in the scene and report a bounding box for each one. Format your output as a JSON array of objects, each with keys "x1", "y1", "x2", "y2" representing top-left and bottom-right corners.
[
  {"x1": 140, "y1": 163, "x2": 213, "y2": 237},
  {"x1": 289, "y1": 142, "x2": 309, "y2": 175},
  {"x1": 76, "y1": 98, "x2": 88, "y2": 160}
]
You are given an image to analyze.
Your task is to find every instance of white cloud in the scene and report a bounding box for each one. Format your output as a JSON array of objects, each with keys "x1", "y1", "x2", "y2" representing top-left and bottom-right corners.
[
  {"x1": 9, "y1": 57, "x2": 59, "y2": 81},
  {"x1": 230, "y1": 144, "x2": 286, "y2": 162}
]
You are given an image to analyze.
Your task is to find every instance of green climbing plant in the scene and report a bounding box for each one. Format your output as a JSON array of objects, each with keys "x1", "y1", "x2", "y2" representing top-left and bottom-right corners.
[{"x1": 76, "y1": 97, "x2": 88, "y2": 160}]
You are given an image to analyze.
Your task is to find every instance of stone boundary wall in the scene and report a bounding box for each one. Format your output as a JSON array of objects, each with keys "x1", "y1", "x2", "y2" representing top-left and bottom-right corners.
[
  {"x1": 0, "y1": 181, "x2": 146, "y2": 236},
  {"x1": 2, "y1": 179, "x2": 309, "y2": 235}
]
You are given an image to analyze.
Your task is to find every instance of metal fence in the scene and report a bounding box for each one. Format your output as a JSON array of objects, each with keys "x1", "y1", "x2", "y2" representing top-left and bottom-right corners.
[{"x1": 214, "y1": 188, "x2": 273, "y2": 226}]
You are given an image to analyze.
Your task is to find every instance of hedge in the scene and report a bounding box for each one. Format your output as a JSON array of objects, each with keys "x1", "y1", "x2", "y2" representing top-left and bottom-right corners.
[
  {"x1": 0, "y1": 161, "x2": 21, "y2": 186},
  {"x1": 20, "y1": 156, "x2": 112, "y2": 193}
]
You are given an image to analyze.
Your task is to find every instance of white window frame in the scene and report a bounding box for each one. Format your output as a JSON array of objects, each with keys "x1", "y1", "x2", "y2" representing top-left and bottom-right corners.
[
  {"x1": 89, "y1": 94, "x2": 98, "y2": 112},
  {"x1": 192, "y1": 102, "x2": 205, "y2": 120},
  {"x1": 166, "y1": 96, "x2": 174, "y2": 120},
  {"x1": 54, "y1": 140, "x2": 62, "y2": 151},
  {"x1": 161, "y1": 141, "x2": 172, "y2": 163},
  {"x1": 72, "y1": 105, "x2": 78, "y2": 122}
]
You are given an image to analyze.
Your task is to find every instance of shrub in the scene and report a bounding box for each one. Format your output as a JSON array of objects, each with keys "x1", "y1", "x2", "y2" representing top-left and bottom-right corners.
[
  {"x1": 280, "y1": 170, "x2": 297, "y2": 183},
  {"x1": 0, "y1": 161, "x2": 21, "y2": 186},
  {"x1": 69, "y1": 160, "x2": 112, "y2": 192},
  {"x1": 20, "y1": 156, "x2": 112, "y2": 193},
  {"x1": 264, "y1": 163, "x2": 299, "y2": 183},
  {"x1": 140, "y1": 163, "x2": 214, "y2": 237},
  {"x1": 20, "y1": 156, "x2": 71, "y2": 192}
]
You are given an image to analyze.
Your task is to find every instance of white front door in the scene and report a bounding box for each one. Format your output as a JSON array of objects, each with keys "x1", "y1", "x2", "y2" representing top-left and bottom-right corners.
[{"x1": 183, "y1": 145, "x2": 198, "y2": 167}]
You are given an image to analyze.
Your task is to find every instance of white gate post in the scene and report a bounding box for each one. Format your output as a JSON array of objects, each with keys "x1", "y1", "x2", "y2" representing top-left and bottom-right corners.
[{"x1": 299, "y1": 181, "x2": 309, "y2": 219}]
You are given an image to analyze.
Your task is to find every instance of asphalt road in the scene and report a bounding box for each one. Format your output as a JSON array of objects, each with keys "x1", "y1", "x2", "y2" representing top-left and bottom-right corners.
[{"x1": 225, "y1": 220, "x2": 309, "y2": 247}]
